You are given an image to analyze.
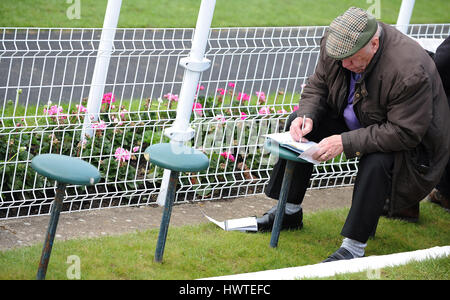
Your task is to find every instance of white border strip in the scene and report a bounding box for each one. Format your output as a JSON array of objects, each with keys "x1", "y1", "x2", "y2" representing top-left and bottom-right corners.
[{"x1": 200, "y1": 246, "x2": 450, "y2": 280}]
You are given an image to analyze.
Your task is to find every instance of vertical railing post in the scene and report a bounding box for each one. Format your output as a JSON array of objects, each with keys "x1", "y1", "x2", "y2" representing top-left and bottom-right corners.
[
  {"x1": 81, "y1": 0, "x2": 122, "y2": 140},
  {"x1": 157, "y1": 0, "x2": 216, "y2": 206},
  {"x1": 396, "y1": 0, "x2": 415, "y2": 35}
]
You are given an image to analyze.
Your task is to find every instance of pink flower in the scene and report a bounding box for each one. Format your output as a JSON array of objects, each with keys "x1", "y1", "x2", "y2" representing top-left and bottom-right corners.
[
  {"x1": 91, "y1": 120, "x2": 107, "y2": 130},
  {"x1": 43, "y1": 105, "x2": 69, "y2": 121},
  {"x1": 120, "y1": 108, "x2": 128, "y2": 120},
  {"x1": 163, "y1": 93, "x2": 179, "y2": 101},
  {"x1": 258, "y1": 106, "x2": 272, "y2": 115},
  {"x1": 114, "y1": 147, "x2": 131, "y2": 163},
  {"x1": 192, "y1": 102, "x2": 203, "y2": 116},
  {"x1": 240, "y1": 112, "x2": 248, "y2": 120},
  {"x1": 76, "y1": 104, "x2": 88, "y2": 113},
  {"x1": 277, "y1": 108, "x2": 287, "y2": 114},
  {"x1": 220, "y1": 151, "x2": 235, "y2": 162},
  {"x1": 215, "y1": 114, "x2": 226, "y2": 123},
  {"x1": 102, "y1": 93, "x2": 116, "y2": 104},
  {"x1": 197, "y1": 84, "x2": 205, "y2": 91},
  {"x1": 44, "y1": 105, "x2": 63, "y2": 116},
  {"x1": 237, "y1": 92, "x2": 250, "y2": 101},
  {"x1": 217, "y1": 88, "x2": 226, "y2": 95},
  {"x1": 112, "y1": 116, "x2": 123, "y2": 126},
  {"x1": 228, "y1": 83, "x2": 235, "y2": 88},
  {"x1": 255, "y1": 91, "x2": 266, "y2": 102},
  {"x1": 132, "y1": 146, "x2": 140, "y2": 153},
  {"x1": 292, "y1": 105, "x2": 299, "y2": 112}
]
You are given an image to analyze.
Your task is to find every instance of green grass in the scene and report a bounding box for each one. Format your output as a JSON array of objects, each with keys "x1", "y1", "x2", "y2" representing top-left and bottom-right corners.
[
  {"x1": 1, "y1": 202, "x2": 448, "y2": 280},
  {"x1": 0, "y1": 0, "x2": 449, "y2": 28}
]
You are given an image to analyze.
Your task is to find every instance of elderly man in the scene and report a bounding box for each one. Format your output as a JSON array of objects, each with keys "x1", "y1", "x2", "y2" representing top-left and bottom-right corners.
[{"x1": 257, "y1": 7, "x2": 450, "y2": 262}]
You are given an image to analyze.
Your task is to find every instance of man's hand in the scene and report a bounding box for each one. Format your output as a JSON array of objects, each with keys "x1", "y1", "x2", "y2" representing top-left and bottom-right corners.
[
  {"x1": 312, "y1": 135, "x2": 344, "y2": 162},
  {"x1": 290, "y1": 116, "x2": 313, "y2": 142}
]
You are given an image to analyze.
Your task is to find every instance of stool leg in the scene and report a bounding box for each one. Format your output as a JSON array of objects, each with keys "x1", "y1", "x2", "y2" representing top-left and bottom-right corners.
[
  {"x1": 270, "y1": 160, "x2": 295, "y2": 248},
  {"x1": 37, "y1": 182, "x2": 66, "y2": 280},
  {"x1": 154, "y1": 170, "x2": 179, "y2": 263}
]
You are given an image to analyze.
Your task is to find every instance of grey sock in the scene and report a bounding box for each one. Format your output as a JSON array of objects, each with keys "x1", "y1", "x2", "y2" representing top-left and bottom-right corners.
[
  {"x1": 285, "y1": 203, "x2": 302, "y2": 214},
  {"x1": 341, "y1": 237, "x2": 367, "y2": 258}
]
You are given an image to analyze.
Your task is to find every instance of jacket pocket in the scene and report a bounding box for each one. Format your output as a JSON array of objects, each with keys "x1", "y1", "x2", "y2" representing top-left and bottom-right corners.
[
  {"x1": 364, "y1": 110, "x2": 385, "y2": 124},
  {"x1": 407, "y1": 142, "x2": 431, "y2": 175},
  {"x1": 358, "y1": 94, "x2": 386, "y2": 126},
  {"x1": 359, "y1": 106, "x2": 385, "y2": 126}
]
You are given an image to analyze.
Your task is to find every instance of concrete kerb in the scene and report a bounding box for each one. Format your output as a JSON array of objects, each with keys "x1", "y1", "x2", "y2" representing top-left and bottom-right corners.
[{"x1": 200, "y1": 245, "x2": 450, "y2": 280}]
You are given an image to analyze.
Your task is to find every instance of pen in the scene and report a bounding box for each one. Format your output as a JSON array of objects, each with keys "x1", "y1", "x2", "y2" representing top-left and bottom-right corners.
[
  {"x1": 300, "y1": 115, "x2": 306, "y2": 142},
  {"x1": 301, "y1": 115, "x2": 306, "y2": 132}
]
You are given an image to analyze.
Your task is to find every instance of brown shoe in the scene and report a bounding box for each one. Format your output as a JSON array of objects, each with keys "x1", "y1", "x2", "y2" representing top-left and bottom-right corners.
[{"x1": 428, "y1": 189, "x2": 450, "y2": 211}]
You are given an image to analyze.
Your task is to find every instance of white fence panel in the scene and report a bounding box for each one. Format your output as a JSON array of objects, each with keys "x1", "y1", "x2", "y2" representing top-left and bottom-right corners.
[{"x1": 0, "y1": 24, "x2": 448, "y2": 219}]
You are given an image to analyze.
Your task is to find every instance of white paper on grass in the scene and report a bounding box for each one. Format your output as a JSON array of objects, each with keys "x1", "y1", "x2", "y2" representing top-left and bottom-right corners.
[{"x1": 203, "y1": 214, "x2": 258, "y2": 232}]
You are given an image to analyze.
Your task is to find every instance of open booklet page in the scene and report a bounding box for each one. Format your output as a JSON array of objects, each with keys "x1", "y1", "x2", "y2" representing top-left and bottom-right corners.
[{"x1": 263, "y1": 132, "x2": 320, "y2": 164}]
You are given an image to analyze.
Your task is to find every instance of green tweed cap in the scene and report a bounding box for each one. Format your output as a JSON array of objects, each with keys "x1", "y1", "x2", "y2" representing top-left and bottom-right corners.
[{"x1": 326, "y1": 7, "x2": 378, "y2": 60}]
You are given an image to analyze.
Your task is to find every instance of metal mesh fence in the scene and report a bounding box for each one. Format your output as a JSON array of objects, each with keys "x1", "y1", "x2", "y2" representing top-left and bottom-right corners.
[{"x1": 0, "y1": 24, "x2": 448, "y2": 219}]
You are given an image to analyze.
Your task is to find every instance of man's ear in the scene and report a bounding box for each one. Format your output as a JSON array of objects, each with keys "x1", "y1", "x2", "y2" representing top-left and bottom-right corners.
[{"x1": 371, "y1": 36, "x2": 380, "y2": 53}]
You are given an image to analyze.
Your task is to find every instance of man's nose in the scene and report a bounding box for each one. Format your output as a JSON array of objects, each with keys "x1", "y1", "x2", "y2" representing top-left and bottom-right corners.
[{"x1": 342, "y1": 58, "x2": 351, "y2": 69}]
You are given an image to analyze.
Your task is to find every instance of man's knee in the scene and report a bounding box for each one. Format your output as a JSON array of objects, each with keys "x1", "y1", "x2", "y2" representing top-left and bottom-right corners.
[{"x1": 359, "y1": 152, "x2": 395, "y2": 175}]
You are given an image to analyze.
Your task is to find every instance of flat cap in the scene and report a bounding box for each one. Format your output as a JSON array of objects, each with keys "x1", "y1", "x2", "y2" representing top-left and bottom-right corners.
[{"x1": 326, "y1": 7, "x2": 378, "y2": 60}]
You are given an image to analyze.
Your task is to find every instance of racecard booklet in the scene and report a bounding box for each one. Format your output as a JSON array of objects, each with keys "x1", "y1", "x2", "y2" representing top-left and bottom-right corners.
[{"x1": 263, "y1": 132, "x2": 320, "y2": 164}]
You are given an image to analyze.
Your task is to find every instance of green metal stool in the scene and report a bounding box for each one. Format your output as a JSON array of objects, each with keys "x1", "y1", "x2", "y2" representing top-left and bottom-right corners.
[
  {"x1": 31, "y1": 154, "x2": 101, "y2": 280},
  {"x1": 144, "y1": 143, "x2": 209, "y2": 263},
  {"x1": 264, "y1": 139, "x2": 308, "y2": 248}
]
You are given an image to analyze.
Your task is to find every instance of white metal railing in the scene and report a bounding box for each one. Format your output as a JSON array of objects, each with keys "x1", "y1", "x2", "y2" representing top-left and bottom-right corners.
[{"x1": 0, "y1": 24, "x2": 448, "y2": 219}]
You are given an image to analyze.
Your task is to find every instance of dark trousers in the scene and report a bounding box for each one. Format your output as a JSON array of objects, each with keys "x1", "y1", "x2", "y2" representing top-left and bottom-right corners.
[
  {"x1": 436, "y1": 160, "x2": 450, "y2": 198},
  {"x1": 264, "y1": 112, "x2": 394, "y2": 243}
]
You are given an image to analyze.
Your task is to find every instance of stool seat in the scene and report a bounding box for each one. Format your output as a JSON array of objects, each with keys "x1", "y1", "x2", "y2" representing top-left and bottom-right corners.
[
  {"x1": 264, "y1": 139, "x2": 308, "y2": 163},
  {"x1": 144, "y1": 143, "x2": 209, "y2": 172},
  {"x1": 31, "y1": 154, "x2": 101, "y2": 186}
]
